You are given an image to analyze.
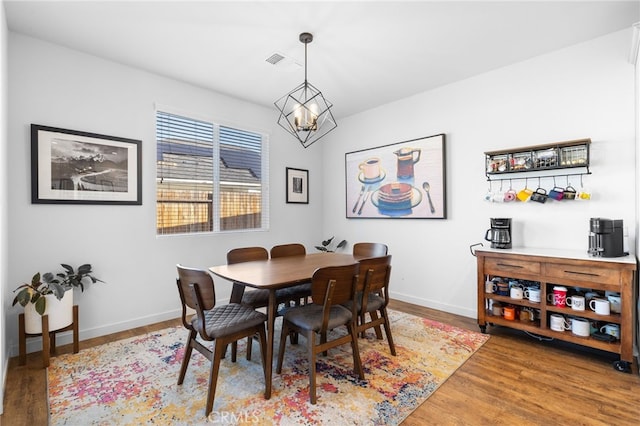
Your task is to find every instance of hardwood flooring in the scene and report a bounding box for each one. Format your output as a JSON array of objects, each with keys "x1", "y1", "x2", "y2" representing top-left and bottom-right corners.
[{"x1": 2, "y1": 300, "x2": 639, "y2": 425}]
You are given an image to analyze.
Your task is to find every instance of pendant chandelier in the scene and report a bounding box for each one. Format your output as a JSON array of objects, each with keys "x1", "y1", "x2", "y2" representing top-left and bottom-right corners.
[{"x1": 274, "y1": 32, "x2": 337, "y2": 148}]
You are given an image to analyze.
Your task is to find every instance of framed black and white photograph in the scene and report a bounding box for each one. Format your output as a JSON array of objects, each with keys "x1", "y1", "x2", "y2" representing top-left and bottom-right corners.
[
  {"x1": 286, "y1": 167, "x2": 309, "y2": 204},
  {"x1": 31, "y1": 124, "x2": 142, "y2": 205},
  {"x1": 345, "y1": 133, "x2": 446, "y2": 219}
]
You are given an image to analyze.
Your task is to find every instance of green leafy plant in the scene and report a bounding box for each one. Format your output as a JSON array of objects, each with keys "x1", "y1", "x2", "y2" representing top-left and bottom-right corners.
[
  {"x1": 315, "y1": 236, "x2": 347, "y2": 253},
  {"x1": 12, "y1": 264, "x2": 104, "y2": 315}
]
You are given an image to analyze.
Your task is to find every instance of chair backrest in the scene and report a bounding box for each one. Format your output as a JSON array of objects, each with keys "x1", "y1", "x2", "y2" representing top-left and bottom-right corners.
[
  {"x1": 357, "y1": 255, "x2": 392, "y2": 295},
  {"x1": 227, "y1": 246, "x2": 269, "y2": 265},
  {"x1": 270, "y1": 243, "x2": 306, "y2": 258},
  {"x1": 353, "y1": 242, "x2": 388, "y2": 258},
  {"x1": 311, "y1": 263, "x2": 359, "y2": 307},
  {"x1": 176, "y1": 264, "x2": 216, "y2": 334}
]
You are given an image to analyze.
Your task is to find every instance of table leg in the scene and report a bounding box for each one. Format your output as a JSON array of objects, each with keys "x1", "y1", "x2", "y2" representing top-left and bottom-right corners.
[
  {"x1": 264, "y1": 289, "x2": 277, "y2": 399},
  {"x1": 230, "y1": 282, "x2": 246, "y2": 304}
]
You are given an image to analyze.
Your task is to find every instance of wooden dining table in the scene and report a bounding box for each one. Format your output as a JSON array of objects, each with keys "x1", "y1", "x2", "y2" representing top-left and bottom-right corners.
[{"x1": 209, "y1": 252, "x2": 360, "y2": 399}]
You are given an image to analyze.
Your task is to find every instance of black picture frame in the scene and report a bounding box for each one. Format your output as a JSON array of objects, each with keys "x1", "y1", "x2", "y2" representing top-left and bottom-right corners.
[
  {"x1": 286, "y1": 167, "x2": 309, "y2": 204},
  {"x1": 31, "y1": 124, "x2": 142, "y2": 205},
  {"x1": 345, "y1": 133, "x2": 446, "y2": 219}
]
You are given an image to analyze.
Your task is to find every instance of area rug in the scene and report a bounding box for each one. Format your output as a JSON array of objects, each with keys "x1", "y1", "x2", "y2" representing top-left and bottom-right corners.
[{"x1": 48, "y1": 310, "x2": 489, "y2": 425}]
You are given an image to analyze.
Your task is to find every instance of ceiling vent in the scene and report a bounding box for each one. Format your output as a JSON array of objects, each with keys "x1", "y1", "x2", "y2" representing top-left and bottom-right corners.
[{"x1": 265, "y1": 53, "x2": 286, "y2": 65}]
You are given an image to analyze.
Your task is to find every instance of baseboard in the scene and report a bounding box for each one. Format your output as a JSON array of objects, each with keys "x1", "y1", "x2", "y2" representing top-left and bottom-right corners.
[
  {"x1": 12, "y1": 308, "x2": 182, "y2": 357},
  {"x1": 389, "y1": 290, "x2": 476, "y2": 319}
]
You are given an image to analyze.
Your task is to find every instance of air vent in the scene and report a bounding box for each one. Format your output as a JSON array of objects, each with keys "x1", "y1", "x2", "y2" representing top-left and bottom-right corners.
[{"x1": 265, "y1": 53, "x2": 286, "y2": 65}]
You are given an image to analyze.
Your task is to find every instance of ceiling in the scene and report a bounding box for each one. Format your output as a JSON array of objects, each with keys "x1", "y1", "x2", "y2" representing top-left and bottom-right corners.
[{"x1": 5, "y1": 1, "x2": 640, "y2": 119}]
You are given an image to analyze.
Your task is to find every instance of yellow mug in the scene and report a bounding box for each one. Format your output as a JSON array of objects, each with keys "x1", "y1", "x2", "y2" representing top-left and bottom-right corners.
[{"x1": 516, "y1": 188, "x2": 533, "y2": 202}]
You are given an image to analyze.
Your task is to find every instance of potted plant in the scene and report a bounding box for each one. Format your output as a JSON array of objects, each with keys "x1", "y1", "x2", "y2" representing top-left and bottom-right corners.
[
  {"x1": 13, "y1": 264, "x2": 103, "y2": 333},
  {"x1": 315, "y1": 236, "x2": 347, "y2": 253}
]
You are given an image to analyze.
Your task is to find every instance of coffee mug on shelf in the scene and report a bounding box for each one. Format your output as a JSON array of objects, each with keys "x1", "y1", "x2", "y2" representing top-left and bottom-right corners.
[
  {"x1": 519, "y1": 308, "x2": 535, "y2": 322},
  {"x1": 607, "y1": 295, "x2": 621, "y2": 314},
  {"x1": 571, "y1": 318, "x2": 590, "y2": 337},
  {"x1": 496, "y1": 282, "x2": 510, "y2": 296},
  {"x1": 589, "y1": 298, "x2": 610, "y2": 315},
  {"x1": 566, "y1": 295, "x2": 586, "y2": 311},
  {"x1": 550, "y1": 314, "x2": 571, "y2": 332},
  {"x1": 485, "y1": 280, "x2": 497, "y2": 293},
  {"x1": 524, "y1": 287, "x2": 541, "y2": 303},
  {"x1": 547, "y1": 286, "x2": 568, "y2": 307},
  {"x1": 503, "y1": 306, "x2": 516, "y2": 321},
  {"x1": 510, "y1": 287, "x2": 524, "y2": 300},
  {"x1": 600, "y1": 323, "x2": 620, "y2": 340},
  {"x1": 492, "y1": 302, "x2": 503, "y2": 316}
]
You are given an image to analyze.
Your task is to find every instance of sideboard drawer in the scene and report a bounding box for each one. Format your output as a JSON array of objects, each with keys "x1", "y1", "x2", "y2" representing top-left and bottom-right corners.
[
  {"x1": 484, "y1": 258, "x2": 541, "y2": 275},
  {"x1": 543, "y1": 263, "x2": 620, "y2": 286}
]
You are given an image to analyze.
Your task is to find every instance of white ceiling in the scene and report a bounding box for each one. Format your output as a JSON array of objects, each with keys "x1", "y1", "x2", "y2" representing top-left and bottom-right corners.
[{"x1": 5, "y1": 1, "x2": 640, "y2": 119}]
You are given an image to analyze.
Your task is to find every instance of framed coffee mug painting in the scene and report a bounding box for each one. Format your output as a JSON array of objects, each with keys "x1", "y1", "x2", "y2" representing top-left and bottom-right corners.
[
  {"x1": 31, "y1": 124, "x2": 142, "y2": 205},
  {"x1": 345, "y1": 134, "x2": 446, "y2": 219},
  {"x1": 286, "y1": 167, "x2": 309, "y2": 204}
]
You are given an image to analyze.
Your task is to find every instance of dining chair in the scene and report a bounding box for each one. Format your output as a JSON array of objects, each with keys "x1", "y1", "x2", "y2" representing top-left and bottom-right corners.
[
  {"x1": 353, "y1": 242, "x2": 388, "y2": 258},
  {"x1": 348, "y1": 255, "x2": 396, "y2": 355},
  {"x1": 276, "y1": 263, "x2": 364, "y2": 404},
  {"x1": 226, "y1": 246, "x2": 297, "y2": 360},
  {"x1": 270, "y1": 243, "x2": 312, "y2": 306},
  {"x1": 175, "y1": 264, "x2": 267, "y2": 416}
]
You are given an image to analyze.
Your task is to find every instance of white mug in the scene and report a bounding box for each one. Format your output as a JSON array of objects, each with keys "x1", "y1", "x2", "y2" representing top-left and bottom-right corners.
[
  {"x1": 600, "y1": 323, "x2": 620, "y2": 339},
  {"x1": 566, "y1": 295, "x2": 585, "y2": 311},
  {"x1": 607, "y1": 295, "x2": 621, "y2": 314},
  {"x1": 550, "y1": 314, "x2": 571, "y2": 332},
  {"x1": 485, "y1": 280, "x2": 497, "y2": 293},
  {"x1": 571, "y1": 318, "x2": 590, "y2": 337},
  {"x1": 510, "y1": 287, "x2": 524, "y2": 300},
  {"x1": 524, "y1": 287, "x2": 541, "y2": 303},
  {"x1": 589, "y1": 298, "x2": 610, "y2": 315}
]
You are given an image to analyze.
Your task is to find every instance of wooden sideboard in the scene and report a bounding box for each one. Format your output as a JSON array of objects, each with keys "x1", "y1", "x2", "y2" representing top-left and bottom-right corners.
[{"x1": 475, "y1": 246, "x2": 637, "y2": 372}]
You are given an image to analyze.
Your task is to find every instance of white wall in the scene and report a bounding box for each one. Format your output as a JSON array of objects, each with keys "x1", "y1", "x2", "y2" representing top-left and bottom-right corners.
[
  {"x1": 323, "y1": 29, "x2": 636, "y2": 318},
  {"x1": 0, "y1": 0, "x2": 8, "y2": 415},
  {"x1": 6, "y1": 33, "x2": 325, "y2": 355}
]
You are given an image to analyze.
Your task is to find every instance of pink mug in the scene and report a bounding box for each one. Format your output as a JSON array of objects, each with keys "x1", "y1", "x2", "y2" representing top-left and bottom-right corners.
[{"x1": 546, "y1": 286, "x2": 568, "y2": 307}]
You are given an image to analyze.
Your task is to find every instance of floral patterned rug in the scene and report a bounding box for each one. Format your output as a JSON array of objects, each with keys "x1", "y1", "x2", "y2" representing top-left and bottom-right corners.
[{"x1": 48, "y1": 310, "x2": 488, "y2": 425}]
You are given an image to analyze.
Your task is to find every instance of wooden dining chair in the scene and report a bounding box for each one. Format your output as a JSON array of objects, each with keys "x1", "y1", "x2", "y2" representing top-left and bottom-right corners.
[
  {"x1": 227, "y1": 246, "x2": 297, "y2": 360},
  {"x1": 270, "y1": 243, "x2": 312, "y2": 306},
  {"x1": 353, "y1": 242, "x2": 388, "y2": 258},
  {"x1": 175, "y1": 264, "x2": 267, "y2": 416},
  {"x1": 276, "y1": 263, "x2": 364, "y2": 404}
]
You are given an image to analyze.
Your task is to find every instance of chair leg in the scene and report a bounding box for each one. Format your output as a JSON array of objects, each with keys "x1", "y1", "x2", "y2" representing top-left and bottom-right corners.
[
  {"x1": 370, "y1": 311, "x2": 383, "y2": 339},
  {"x1": 256, "y1": 326, "x2": 268, "y2": 395},
  {"x1": 380, "y1": 308, "x2": 396, "y2": 356},
  {"x1": 276, "y1": 321, "x2": 290, "y2": 374},
  {"x1": 178, "y1": 330, "x2": 196, "y2": 385},
  {"x1": 206, "y1": 339, "x2": 226, "y2": 416},
  {"x1": 307, "y1": 330, "x2": 318, "y2": 404},
  {"x1": 246, "y1": 335, "x2": 253, "y2": 361},
  {"x1": 348, "y1": 323, "x2": 365, "y2": 380}
]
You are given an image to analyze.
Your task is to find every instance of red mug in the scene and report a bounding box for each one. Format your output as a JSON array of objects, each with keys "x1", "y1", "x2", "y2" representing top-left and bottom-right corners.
[
  {"x1": 547, "y1": 286, "x2": 568, "y2": 307},
  {"x1": 503, "y1": 306, "x2": 516, "y2": 320}
]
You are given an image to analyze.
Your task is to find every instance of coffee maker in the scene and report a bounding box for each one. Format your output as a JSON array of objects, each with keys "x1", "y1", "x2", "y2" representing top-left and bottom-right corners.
[
  {"x1": 484, "y1": 218, "x2": 512, "y2": 249},
  {"x1": 588, "y1": 218, "x2": 626, "y2": 257}
]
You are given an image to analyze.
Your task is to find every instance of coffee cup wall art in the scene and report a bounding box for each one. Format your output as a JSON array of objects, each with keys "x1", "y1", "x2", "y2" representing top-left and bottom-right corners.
[{"x1": 345, "y1": 134, "x2": 446, "y2": 219}]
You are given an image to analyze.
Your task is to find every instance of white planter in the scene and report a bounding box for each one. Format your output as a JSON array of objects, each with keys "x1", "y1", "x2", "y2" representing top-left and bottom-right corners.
[{"x1": 24, "y1": 289, "x2": 74, "y2": 334}]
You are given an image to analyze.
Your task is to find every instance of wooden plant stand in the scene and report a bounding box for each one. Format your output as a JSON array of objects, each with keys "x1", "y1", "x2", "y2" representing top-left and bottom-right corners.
[{"x1": 18, "y1": 305, "x2": 79, "y2": 368}]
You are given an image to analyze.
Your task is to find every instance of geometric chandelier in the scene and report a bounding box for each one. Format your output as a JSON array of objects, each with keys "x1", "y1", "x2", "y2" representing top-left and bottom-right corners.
[{"x1": 274, "y1": 32, "x2": 337, "y2": 148}]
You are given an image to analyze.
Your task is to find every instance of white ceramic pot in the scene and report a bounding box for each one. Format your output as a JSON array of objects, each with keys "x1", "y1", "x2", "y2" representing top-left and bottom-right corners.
[{"x1": 24, "y1": 289, "x2": 74, "y2": 334}]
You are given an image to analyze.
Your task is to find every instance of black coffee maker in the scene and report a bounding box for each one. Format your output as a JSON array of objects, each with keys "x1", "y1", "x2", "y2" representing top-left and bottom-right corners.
[
  {"x1": 588, "y1": 218, "x2": 626, "y2": 257},
  {"x1": 485, "y1": 218, "x2": 512, "y2": 249}
]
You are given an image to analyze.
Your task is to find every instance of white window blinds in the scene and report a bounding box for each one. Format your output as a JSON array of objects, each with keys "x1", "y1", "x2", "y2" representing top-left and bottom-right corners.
[{"x1": 156, "y1": 110, "x2": 269, "y2": 235}]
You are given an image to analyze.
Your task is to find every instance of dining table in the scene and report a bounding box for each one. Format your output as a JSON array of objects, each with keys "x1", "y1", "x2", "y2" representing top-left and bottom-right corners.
[{"x1": 209, "y1": 251, "x2": 360, "y2": 399}]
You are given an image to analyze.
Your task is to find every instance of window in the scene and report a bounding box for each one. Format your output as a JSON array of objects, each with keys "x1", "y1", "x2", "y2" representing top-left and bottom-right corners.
[{"x1": 156, "y1": 110, "x2": 269, "y2": 235}]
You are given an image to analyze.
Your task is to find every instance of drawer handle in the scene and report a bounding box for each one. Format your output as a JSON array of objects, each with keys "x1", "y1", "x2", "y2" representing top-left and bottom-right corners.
[
  {"x1": 496, "y1": 263, "x2": 523, "y2": 269},
  {"x1": 564, "y1": 270, "x2": 600, "y2": 278}
]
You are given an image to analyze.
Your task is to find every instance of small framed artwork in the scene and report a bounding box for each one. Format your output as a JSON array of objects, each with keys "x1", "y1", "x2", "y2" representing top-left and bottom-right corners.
[
  {"x1": 345, "y1": 133, "x2": 446, "y2": 219},
  {"x1": 286, "y1": 167, "x2": 309, "y2": 204},
  {"x1": 31, "y1": 124, "x2": 142, "y2": 205}
]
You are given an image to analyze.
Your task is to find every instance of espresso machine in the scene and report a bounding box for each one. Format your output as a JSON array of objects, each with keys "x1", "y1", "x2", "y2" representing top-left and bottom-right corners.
[
  {"x1": 484, "y1": 218, "x2": 512, "y2": 249},
  {"x1": 588, "y1": 218, "x2": 626, "y2": 257}
]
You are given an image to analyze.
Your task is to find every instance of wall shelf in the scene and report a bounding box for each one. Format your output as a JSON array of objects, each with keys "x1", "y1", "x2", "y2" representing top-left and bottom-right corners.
[{"x1": 485, "y1": 138, "x2": 590, "y2": 181}]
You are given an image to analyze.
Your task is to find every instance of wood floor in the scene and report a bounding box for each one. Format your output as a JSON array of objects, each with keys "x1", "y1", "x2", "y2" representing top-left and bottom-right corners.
[{"x1": 3, "y1": 299, "x2": 639, "y2": 425}]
